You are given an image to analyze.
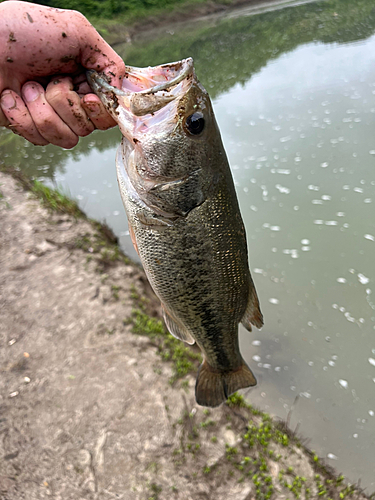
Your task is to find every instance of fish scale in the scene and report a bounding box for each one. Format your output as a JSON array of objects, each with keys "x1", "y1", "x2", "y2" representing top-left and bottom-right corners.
[{"x1": 87, "y1": 58, "x2": 263, "y2": 407}]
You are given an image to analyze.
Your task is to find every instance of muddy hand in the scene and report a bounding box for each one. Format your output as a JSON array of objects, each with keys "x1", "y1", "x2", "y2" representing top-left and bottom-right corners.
[{"x1": 0, "y1": 1, "x2": 125, "y2": 148}]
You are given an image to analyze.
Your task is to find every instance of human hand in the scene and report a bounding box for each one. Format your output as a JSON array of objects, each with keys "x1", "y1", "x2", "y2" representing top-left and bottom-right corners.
[{"x1": 0, "y1": 1, "x2": 125, "y2": 148}]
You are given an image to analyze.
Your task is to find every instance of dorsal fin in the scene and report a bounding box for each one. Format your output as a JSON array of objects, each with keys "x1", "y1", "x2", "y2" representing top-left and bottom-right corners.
[
  {"x1": 162, "y1": 306, "x2": 195, "y2": 345},
  {"x1": 241, "y1": 281, "x2": 263, "y2": 332}
]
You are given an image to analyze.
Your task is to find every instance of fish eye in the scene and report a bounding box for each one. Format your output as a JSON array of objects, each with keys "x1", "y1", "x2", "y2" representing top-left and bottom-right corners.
[{"x1": 185, "y1": 112, "x2": 205, "y2": 135}]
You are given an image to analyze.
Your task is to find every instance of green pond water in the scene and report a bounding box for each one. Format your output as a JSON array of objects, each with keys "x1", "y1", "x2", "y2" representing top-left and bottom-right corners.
[{"x1": 1, "y1": 0, "x2": 375, "y2": 490}]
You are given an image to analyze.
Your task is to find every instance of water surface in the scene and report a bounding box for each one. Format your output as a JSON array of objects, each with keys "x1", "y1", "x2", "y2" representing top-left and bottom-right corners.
[{"x1": 1, "y1": 0, "x2": 375, "y2": 490}]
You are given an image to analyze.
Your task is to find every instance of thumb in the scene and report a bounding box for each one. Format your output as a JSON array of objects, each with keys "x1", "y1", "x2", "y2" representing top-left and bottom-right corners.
[
  {"x1": 76, "y1": 13, "x2": 125, "y2": 89},
  {"x1": 0, "y1": 105, "x2": 9, "y2": 128},
  {"x1": 0, "y1": 76, "x2": 10, "y2": 127}
]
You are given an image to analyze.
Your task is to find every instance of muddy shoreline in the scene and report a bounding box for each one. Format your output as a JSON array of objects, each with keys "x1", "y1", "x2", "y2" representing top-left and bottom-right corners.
[
  {"x1": 95, "y1": 0, "x2": 317, "y2": 46},
  {"x1": 0, "y1": 170, "x2": 371, "y2": 499}
]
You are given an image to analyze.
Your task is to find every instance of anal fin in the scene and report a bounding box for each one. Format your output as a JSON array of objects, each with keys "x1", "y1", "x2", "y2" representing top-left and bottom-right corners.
[
  {"x1": 195, "y1": 358, "x2": 257, "y2": 408},
  {"x1": 162, "y1": 306, "x2": 195, "y2": 345},
  {"x1": 241, "y1": 281, "x2": 264, "y2": 332}
]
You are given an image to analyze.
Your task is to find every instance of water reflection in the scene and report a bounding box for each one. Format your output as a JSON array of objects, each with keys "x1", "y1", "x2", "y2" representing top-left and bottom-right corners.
[
  {"x1": 0, "y1": 126, "x2": 121, "y2": 180},
  {"x1": 221, "y1": 36, "x2": 375, "y2": 489},
  {"x1": 118, "y1": 0, "x2": 375, "y2": 97},
  {"x1": 1, "y1": 0, "x2": 375, "y2": 490}
]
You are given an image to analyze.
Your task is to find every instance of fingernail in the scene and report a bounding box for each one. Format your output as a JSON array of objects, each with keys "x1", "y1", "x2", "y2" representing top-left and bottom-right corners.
[
  {"x1": 1, "y1": 92, "x2": 16, "y2": 110},
  {"x1": 23, "y1": 84, "x2": 40, "y2": 103},
  {"x1": 85, "y1": 102, "x2": 101, "y2": 118}
]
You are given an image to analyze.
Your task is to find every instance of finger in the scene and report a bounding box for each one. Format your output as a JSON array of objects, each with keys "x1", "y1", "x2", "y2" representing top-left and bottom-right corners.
[
  {"x1": 72, "y1": 73, "x2": 87, "y2": 87},
  {"x1": 75, "y1": 81, "x2": 92, "y2": 95},
  {"x1": 22, "y1": 82, "x2": 78, "y2": 149},
  {"x1": 45, "y1": 77, "x2": 94, "y2": 137},
  {"x1": 0, "y1": 107, "x2": 9, "y2": 128},
  {"x1": 76, "y1": 13, "x2": 126, "y2": 88},
  {"x1": 0, "y1": 90, "x2": 48, "y2": 145},
  {"x1": 0, "y1": 74, "x2": 11, "y2": 127},
  {"x1": 73, "y1": 75, "x2": 118, "y2": 129},
  {"x1": 81, "y1": 94, "x2": 116, "y2": 130}
]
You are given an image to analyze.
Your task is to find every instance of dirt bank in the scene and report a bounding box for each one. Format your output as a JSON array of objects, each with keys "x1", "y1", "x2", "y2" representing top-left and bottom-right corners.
[
  {"x1": 94, "y1": 0, "x2": 306, "y2": 46},
  {"x1": 0, "y1": 172, "x2": 370, "y2": 500}
]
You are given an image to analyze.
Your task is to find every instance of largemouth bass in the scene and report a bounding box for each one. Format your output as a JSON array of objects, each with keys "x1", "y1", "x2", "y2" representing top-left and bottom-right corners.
[{"x1": 87, "y1": 58, "x2": 263, "y2": 407}]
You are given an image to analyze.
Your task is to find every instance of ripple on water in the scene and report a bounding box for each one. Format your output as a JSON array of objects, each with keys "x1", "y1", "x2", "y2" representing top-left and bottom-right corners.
[
  {"x1": 275, "y1": 184, "x2": 290, "y2": 194},
  {"x1": 269, "y1": 298, "x2": 280, "y2": 305},
  {"x1": 358, "y1": 273, "x2": 370, "y2": 285},
  {"x1": 283, "y1": 249, "x2": 299, "y2": 259}
]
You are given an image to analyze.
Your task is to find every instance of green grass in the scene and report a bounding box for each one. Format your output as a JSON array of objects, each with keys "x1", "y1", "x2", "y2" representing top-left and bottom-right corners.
[
  {"x1": 148, "y1": 482, "x2": 162, "y2": 500},
  {"x1": 32, "y1": 180, "x2": 84, "y2": 217},
  {"x1": 1, "y1": 168, "x2": 370, "y2": 499},
  {"x1": 124, "y1": 288, "x2": 369, "y2": 499},
  {"x1": 27, "y1": 0, "x2": 228, "y2": 26},
  {"x1": 0, "y1": 166, "x2": 131, "y2": 267},
  {"x1": 0, "y1": 165, "x2": 83, "y2": 217}
]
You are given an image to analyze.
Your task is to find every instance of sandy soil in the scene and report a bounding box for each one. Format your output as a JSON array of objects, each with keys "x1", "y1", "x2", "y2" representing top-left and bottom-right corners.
[{"x1": 0, "y1": 172, "x2": 370, "y2": 500}]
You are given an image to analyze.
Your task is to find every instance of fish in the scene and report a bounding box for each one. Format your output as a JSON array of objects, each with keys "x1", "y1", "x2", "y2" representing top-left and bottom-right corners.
[{"x1": 87, "y1": 58, "x2": 263, "y2": 407}]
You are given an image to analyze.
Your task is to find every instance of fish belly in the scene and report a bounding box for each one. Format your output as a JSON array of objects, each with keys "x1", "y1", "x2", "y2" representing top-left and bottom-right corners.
[{"x1": 131, "y1": 190, "x2": 249, "y2": 370}]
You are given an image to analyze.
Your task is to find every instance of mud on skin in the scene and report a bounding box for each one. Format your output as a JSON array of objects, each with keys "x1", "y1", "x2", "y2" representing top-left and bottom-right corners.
[{"x1": 0, "y1": 1, "x2": 125, "y2": 146}]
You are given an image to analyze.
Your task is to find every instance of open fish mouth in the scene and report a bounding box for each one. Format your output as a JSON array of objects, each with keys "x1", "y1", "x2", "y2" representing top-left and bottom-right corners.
[
  {"x1": 87, "y1": 57, "x2": 205, "y2": 217},
  {"x1": 87, "y1": 58, "x2": 195, "y2": 139},
  {"x1": 87, "y1": 57, "x2": 193, "y2": 101}
]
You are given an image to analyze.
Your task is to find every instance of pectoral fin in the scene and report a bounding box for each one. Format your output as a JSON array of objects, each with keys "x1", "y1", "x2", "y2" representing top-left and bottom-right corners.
[
  {"x1": 128, "y1": 223, "x2": 139, "y2": 256},
  {"x1": 138, "y1": 212, "x2": 176, "y2": 228},
  {"x1": 241, "y1": 282, "x2": 264, "y2": 332},
  {"x1": 162, "y1": 306, "x2": 195, "y2": 345}
]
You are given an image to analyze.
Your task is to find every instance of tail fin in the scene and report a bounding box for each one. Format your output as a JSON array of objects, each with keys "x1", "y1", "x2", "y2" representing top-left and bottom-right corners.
[{"x1": 195, "y1": 359, "x2": 257, "y2": 408}]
